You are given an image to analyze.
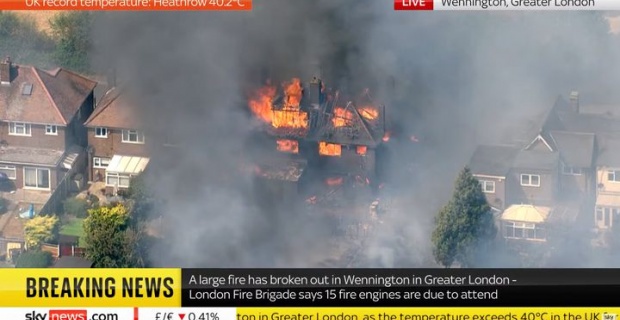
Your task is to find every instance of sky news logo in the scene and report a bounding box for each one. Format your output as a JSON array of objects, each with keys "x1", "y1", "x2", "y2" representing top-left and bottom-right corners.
[
  {"x1": 394, "y1": 0, "x2": 434, "y2": 10},
  {"x1": 25, "y1": 310, "x2": 88, "y2": 320}
]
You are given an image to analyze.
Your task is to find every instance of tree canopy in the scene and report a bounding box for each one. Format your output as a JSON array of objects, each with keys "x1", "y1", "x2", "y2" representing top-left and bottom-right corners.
[
  {"x1": 49, "y1": 11, "x2": 92, "y2": 73},
  {"x1": 431, "y1": 167, "x2": 497, "y2": 267},
  {"x1": 83, "y1": 204, "x2": 142, "y2": 268},
  {"x1": 24, "y1": 215, "x2": 60, "y2": 250}
]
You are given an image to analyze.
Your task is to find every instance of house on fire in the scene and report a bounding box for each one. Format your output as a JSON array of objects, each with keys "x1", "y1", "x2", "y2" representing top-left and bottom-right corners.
[
  {"x1": 0, "y1": 57, "x2": 96, "y2": 196},
  {"x1": 84, "y1": 86, "x2": 150, "y2": 194},
  {"x1": 247, "y1": 77, "x2": 387, "y2": 198}
]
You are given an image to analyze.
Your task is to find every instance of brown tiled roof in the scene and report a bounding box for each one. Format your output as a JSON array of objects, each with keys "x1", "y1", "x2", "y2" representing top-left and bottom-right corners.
[
  {"x1": 0, "y1": 65, "x2": 97, "y2": 125},
  {"x1": 85, "y1": 87, "x2": 140, "y2": 129}
]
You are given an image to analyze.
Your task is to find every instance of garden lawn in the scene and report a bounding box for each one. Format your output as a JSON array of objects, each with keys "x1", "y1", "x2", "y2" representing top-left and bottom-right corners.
[{"x1": 59, "y1": 218, "x2": 85, "y2": 247}]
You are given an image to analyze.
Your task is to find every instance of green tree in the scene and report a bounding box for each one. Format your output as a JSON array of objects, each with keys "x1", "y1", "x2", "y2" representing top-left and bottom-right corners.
[
  {"x1": 83, "y1": 204, "x2": 145, "y2": 268},
  {"x1": 15, "y1": 250, "x2": 53, "y2": 268},
  {"x1": 431, "y1": 167, "x2": 497, "y2": 267},
  {"x1": 49, "y1": 11, "x2": 92, "y2": 72},
  {"x1": 127, "y1": 174, "x2": 156, "y2": 223},
  {"x1": 24, "y1": 215, "x2": 60, "y2": 250}
]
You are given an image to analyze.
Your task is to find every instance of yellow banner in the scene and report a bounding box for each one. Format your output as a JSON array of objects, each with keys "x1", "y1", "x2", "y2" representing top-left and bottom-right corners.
[
  {"x1": 237, "y1": 308, "x2": 618, "y2": 320},
  {"x1": 0, "y1": 268, "x2": 182, "y2": 307}
]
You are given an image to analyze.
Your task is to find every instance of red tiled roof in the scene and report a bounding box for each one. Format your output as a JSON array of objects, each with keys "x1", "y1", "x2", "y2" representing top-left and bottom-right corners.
[
  {"x1": 85, "y1": 87, "x2": 140, "y2": 129},
  {"x1": 0, "y1": 65, "x2": 97, "y2": 125}
]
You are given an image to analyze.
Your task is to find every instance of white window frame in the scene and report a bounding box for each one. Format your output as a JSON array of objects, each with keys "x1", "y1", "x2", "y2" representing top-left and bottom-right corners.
[
  {"x1": 0, "y1": 165, "x2": 16, "y2": 180},
  {"x1": 95, "y1": 127, "x2": 108, "y2": 138},
  {"x1": 106, "y1": 172, "x2": 132, "y2": 188},
  {"x1": 23, "y1": 167, "x2": 50, "y2": 190},
  {"x1": 93, "y1": 157, "x2": 111, "y2": 169},
  {"x1": 503, "y1": 221, "x2": 545, "y2": 241},
  {"x1": 45, "y1": 125, "x2": 58, "y2": 135},
  {"x1": 561, "y1": 163, "x2": 582, "y2": 176},
  {"x1": 481, "y1": 180, "x2": 495, "y2": 193},
  {"x1": 596, "y1": 206, "x2": 620, "y2": 228},
  {"x1": 121, "y1": 130, "x2": 145, "y2": 144},
  {"x1": 608, "y1": 170, "x2": 620, "y2": 183},
  {"x1": 8, "y1": 122, "x2": 31, "y2": 136},
  {"x1": 520, "y1": 174, "x2": 541, "y2": 187}
]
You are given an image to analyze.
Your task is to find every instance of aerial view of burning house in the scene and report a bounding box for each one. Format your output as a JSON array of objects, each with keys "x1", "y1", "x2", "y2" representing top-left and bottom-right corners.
[{"x1": 246, "y1": 77, "x2": 387, "y2": 223}]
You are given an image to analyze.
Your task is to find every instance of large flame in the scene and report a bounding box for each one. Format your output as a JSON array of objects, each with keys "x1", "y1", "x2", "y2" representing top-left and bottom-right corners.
[
  {"x1": 359, "y1": 107, "x2": 378, "y2": 121},
  {"x1": 332, "y1": 107, "x2": 353, "y2": 127},
  {"x1": 319, "y1": 141, "x2": 341, "y2": 156},
  {"x1": 248, "y1": 82, "x2": 276, "y2": 123},
  {"x1": 276, "y1": 139, "x2": 299, "y2": 153},
  {"x1": 248, "y1": 78, "x2": 308, "y2": 130},
  {"x1": 283, "y1": 78, "x2": 303, "y2": 109}
]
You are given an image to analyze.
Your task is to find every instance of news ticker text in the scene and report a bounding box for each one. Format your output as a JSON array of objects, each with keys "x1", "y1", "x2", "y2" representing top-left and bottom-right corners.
[
  {"x1": 1, "y1": 308, "x2": 618, "y2": 320},
  {"x1": 4, "y1": 269, "x2": 620, "y2": 307}
]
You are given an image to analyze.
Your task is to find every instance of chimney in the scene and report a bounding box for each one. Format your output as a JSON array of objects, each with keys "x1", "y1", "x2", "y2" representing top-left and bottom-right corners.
[
  {"x1": 309, "y1": 76, "x2": 322, "y2": 106},
  {"x1": 569, "y1": 91, "x2": 579, "y2": 113},
  {"x1": 1, "y1": 57, "x2": 12, "y2": 86}
]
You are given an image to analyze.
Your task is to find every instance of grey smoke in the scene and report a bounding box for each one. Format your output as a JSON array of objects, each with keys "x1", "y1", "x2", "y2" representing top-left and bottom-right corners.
[{"x1": 91, "y1": 5, "x2": 619, "y2": 267}]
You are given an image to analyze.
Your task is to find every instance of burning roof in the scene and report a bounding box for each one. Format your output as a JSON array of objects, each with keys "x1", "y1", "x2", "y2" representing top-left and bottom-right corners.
[{"x1": 312, "y1": 101, "x2": 382, "y2": 147}]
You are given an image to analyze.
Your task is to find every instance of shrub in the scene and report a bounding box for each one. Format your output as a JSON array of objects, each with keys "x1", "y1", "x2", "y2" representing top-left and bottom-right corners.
[
  {"x1": 15, "y1": 250, "x2": 53, "y2": 268},
  {"x1": 63, "y1": 198, "x2": 89, "y2": 218}
]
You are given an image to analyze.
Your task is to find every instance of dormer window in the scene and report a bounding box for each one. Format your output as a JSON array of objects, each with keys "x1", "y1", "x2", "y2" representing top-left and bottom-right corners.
[
  {"x1": 95, "y1": 127, "x2": 108, "y2": 138},
  {"x1": 8, "y1": 122, "x2": 31, "y2": 136}
]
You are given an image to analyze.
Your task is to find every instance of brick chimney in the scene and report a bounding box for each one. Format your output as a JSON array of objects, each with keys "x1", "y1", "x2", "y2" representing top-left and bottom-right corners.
[
  {"x1": 569, "y1": 91, "x2": 579, "y2": 113},
  {"x1": 309, "y1": 76, "x2": 322, "y2": 106},
  {"x1": 0, "y1": 57, "x2": 12, "y2": 86}
]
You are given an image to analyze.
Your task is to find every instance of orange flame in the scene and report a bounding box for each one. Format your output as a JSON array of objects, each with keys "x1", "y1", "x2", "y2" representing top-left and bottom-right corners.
[
  {"x1": 248, "y1": 78, "x2": 308, "y2": 130},
  {"x1": 356, "y1": 145, "x2": 367, "y2": 155},
  {"x1": 382, "y1": 132, "x2": 391, "y2": 142},
  {"x1": 332, "y1": 107, "x2": 353, "y2": 127},
  {"x1": 306, "y1": 196, "x2": 317, "y2": 204},
  {"x1": 276, "y1": 139, "x2": 299, "y2": 153},
  {"x1": 283, "y1": 78, "x2": 303, "y2": 109},
  {"x1": 359, "y1": 107, "x2": 378, "y2": 121},
  {"x1": 319, "y1": 142, "x2": 341, "y2": 156},
  {"x1": 248, "y1": 82, "x2": 276, "y2": 123},
  {"x1": 326, "y1": 177, "x2": 344, "y2": 186}
]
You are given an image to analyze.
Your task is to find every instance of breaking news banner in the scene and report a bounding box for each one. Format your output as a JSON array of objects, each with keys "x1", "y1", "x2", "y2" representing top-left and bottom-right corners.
[
  {"x1": 0, "y1": 0, "x2": 251, "y2": 10},
  {"x1": 394, "y1": 0, "x2": 620, "y2": 10}
]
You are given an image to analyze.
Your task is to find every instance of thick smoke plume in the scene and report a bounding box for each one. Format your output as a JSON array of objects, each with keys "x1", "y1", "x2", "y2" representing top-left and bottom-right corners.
[{"x1": 91, "y1": 4, "x2": 620, "y2": 267}]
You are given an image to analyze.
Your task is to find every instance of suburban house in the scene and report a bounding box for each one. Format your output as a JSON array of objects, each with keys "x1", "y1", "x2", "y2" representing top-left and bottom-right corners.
[
  {"x1": 84, "y1": 86, "x2": 150, "y2": 194},
  {"x1": 469, "y1": 91, "x2": 605, "y2": 242},
  {"x1": 0, "y1": 57, "x2": 96, "y2": 196},
  {"x1": 593, "y1": 133, "x2": 620, "y2": 229}
]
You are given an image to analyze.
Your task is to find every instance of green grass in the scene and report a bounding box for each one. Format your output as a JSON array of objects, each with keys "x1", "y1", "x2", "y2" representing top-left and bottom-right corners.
[{"x1": 60, "y1": 218, "x2": 85, "y2": 247}]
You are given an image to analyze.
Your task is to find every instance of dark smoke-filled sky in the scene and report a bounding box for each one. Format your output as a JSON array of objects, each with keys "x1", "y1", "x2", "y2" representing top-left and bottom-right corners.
[{"x1": 90, "y1": 3, "x2": 620, "y2": 267}]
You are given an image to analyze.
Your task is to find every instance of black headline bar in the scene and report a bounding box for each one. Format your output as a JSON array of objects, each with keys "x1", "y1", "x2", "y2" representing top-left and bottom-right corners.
[
  {"x1": 181, "y1": 285, "x2": 620, "y2": 307},
  {"x1": 180, "y1": 269, "x2": 620, "y2": 306}
]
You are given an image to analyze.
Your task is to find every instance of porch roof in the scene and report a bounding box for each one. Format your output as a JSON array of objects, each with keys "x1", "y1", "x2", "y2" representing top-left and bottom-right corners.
[
  {"x1": 596, "y1": 194, "x2": 620, "y2": 207},
  {"x1": 501, "y1": 204, "x2": 551, "y2": 224},
  {"x1": 107, "y1": 155, "x2": 149, "y2": 175}
]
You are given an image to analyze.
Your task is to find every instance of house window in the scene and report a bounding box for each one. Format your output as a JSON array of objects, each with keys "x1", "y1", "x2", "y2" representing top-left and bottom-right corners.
[
  {"x1": 106, "y1": 172, "x2": 131, "y2": 188},
  {"x1": 122, "y1": 130, "x2": 145, "y2": 144},
  {"x1": 45, "y1": 125, "x2": 57, "y2": 135},
  {"x1": 562, "y1": 163, "x2": 582, "y2": 175},
  {"x1": 8, "y1": 122, "x2": 31, "y2": 136},
  {"x1": 503, "y1": 221, "x2": 545, "y2": 240},
  {"x1": 481, "y1": 180, "x2": 495, "y2": 193},
  {"x1": 520, "y1": 174, "x2": 541, "y2": 187},
  {"x1": 608, "y1": 170, "x2": 620, "y2": 182},
  {"x1": 23, "y1": 167, "x2": 50, "y2": 189},
  {"x1": 95, "y1": 127, "x2": 108, "y2": 138},
  {"x1": 93, "y1": 157, "x2": 111, "y2": 169},
  {"x1": 596, "y1": 206, "x2": 620, "y2": 228},
  {"x1": 0, "y1": 165, "x2": 16, "y2": 180}
]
